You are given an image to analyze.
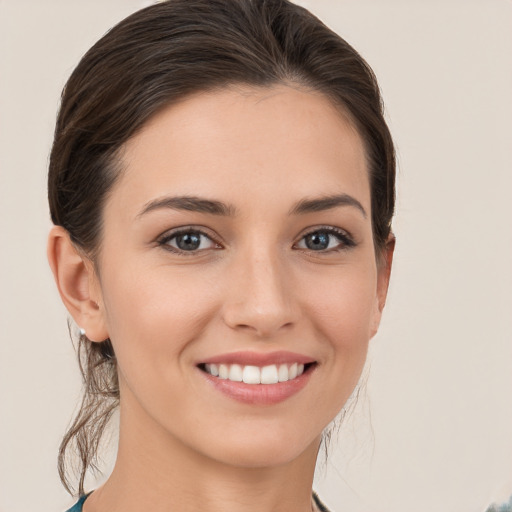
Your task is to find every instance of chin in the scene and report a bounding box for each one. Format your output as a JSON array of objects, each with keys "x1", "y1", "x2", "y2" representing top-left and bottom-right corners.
[
  {"x1": 210, "y1": 443, "x2": 312, "y2": 469},
  {"x1": 189, "y1": 422, "x2": 321, "y2": 469}
]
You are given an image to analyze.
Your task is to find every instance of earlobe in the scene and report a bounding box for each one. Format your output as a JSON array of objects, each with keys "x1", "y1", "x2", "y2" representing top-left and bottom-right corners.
[{"x1": 47, "y1": 226, "x2": 109, "y2": 342}]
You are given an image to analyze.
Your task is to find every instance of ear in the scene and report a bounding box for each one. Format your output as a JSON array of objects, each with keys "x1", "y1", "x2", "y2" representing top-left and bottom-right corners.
[
  {"x1": 370, "y1": 234, "x2": 395, "y2": 338},
  {"x1": 47, "y1": 226, "x2": 109, "y2": 342}
]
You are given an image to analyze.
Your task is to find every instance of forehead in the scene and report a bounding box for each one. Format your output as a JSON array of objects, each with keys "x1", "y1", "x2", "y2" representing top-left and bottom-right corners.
[{"x1": 113, "y1": 85, "x2": 370, "y2": 216}]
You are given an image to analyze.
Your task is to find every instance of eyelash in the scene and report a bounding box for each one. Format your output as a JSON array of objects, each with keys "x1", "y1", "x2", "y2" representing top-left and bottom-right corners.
[
  {"x1": 157, "y1": 226, "x2": 356, "y2": 255},
  {"x1": 157, "y1": 228, "x2": 219, "y2": 255},
  {"x1": 295, "y1": 226, "x2": 356, "y2": 253}
]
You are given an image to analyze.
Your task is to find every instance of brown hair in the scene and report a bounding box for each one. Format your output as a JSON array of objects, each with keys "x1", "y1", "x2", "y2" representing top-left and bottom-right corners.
[{"x1": 48, "y1": 0, "x2": 395, "y2": 496}]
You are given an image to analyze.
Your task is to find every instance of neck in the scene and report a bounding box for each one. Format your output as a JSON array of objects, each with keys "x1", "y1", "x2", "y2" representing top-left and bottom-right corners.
[{"x1": 84, "y1": 397, "x2": 321, "y2": 512}]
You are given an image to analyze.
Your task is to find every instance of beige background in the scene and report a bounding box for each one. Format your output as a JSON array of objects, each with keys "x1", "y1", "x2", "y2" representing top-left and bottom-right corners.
[{"x1": 0, "y1": 1, "x2": 511, "y2": 511}]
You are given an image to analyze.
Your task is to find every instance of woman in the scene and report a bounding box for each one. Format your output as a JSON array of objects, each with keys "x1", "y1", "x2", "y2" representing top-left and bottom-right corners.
[{"x1": 47, "y1": 1, "x2": 395, "y2": 511}]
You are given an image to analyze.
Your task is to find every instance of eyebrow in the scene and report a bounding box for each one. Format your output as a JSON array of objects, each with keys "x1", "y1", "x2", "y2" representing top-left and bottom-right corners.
[
  {"x1": 137, "y1": 195, "x2": 237, "y2": 218},
  {"x1": 289, "y1": 193, "x2": 367, "y2": 218},
  {"x1": 137, "y1": 192, "x2": 367, "y2": 219}
]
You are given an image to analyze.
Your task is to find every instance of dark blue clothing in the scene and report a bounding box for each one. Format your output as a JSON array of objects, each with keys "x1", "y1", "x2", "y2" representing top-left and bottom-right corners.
[{"x1": 65, "y1": 493, "x2": 88, "y2": 512}]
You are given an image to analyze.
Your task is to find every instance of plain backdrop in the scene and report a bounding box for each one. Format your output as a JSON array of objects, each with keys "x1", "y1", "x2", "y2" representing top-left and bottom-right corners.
[{"x1": 0, "y1": 1, "x2": 511, "y2": 511}]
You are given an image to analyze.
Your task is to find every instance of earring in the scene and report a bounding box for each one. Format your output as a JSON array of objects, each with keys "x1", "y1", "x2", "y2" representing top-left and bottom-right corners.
[{"x1": 79, "y1": 327, "x2": 86, "y2": 336}]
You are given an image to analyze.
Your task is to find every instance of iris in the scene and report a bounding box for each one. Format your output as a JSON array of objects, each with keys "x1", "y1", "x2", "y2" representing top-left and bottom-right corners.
[
  {"x1": 175, "y1": 232, "x2": 202, "y2": 251},
  {"x1": 304, "y1": 231, "x2": 331, "y2": 250}
]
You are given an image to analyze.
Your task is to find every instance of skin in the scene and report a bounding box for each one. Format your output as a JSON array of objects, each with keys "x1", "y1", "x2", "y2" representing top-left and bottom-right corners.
[{"x1": 48, "y1": 85, "x2": 393, "y2": 512}]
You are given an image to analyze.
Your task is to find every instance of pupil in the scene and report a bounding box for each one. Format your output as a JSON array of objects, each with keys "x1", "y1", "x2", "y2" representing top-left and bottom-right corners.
[
  {"x1": 306, "y1": 232, "x2": 329, "y2": 250},
  {"x1": 177, "y1": 233, "x2": 201, "y2": 250}
]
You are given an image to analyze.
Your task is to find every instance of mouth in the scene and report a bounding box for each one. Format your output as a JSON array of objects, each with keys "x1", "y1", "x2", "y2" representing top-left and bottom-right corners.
[
  {"x1": 198, "y1": 362, "x2": 316, "y2": 385},
  {"x1": 196, "y1": 352, "x2": 317, "y2": 405}
]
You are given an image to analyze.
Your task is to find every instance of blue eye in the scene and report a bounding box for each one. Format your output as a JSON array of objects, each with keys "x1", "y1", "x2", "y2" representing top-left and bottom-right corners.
[
  {"x1": 296, "y1": 228, "x2": 354, "y2": 252},
  {"x1": 159, "y1": 230, "x2": 218, "y2": 252}
]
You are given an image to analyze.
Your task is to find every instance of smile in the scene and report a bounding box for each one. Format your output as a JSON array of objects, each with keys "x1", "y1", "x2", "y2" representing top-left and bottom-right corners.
[
  {"x1": 197, "y1": 351, "x2": 317, "y2": 404},
  {"x1": 201, "y1": 362, "x2": 307, "y2": 384}
]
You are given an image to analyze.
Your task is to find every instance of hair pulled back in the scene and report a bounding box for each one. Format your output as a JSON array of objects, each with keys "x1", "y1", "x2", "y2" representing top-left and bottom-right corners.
[{"x1": 48, "y1": 0, "x2": 395, "y2": 496}]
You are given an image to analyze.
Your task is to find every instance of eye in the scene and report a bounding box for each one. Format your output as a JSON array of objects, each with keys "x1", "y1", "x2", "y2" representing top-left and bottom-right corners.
[
  {"x1": 158, "y1": 229, "x2": 219, "y2": 253},
  {"x1": 295, "y1": 228, "x2": 355, "y2": 252}
]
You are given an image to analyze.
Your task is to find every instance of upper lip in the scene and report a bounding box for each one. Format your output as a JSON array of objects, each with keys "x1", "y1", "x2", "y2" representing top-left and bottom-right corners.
[{"x1": 198, "y1": 351, "x2": 316, "y2": 367}]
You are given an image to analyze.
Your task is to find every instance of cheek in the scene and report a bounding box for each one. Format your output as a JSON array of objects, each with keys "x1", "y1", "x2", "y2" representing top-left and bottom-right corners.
[
  {"x1": 282, "y1": 266, "x2": 377, "y2": 425},
  {"x1": 304, "y1": 266, "x2": 378, "y2": 344},
  {"x1": 99, "y1": 264, "x2": 219, "y2": 373},
  {"x1": 299, "y1": 263, "x2": 378, "y2": 396}
]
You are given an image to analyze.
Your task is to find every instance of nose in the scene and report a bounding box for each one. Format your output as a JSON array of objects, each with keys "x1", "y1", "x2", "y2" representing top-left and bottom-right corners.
[{"x1": 221, "y1": 248, "x2": 299, "y2": 338}]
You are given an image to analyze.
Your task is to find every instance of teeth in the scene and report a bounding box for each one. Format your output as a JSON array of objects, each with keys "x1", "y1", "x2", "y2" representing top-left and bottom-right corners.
[
  {"x1": 278, "y1": 364, "x2": 289, "y2": 382},
  {"x1": 261, "y1": 365, "x2": 279, "y2": 384},
  {"x1": 218, "y1": 364, "x2": 229, "y2": 379},
  {"x1": 203, "y1": 362, "x2": 309, "y2": 384},
  {"x1": 228, "y1": 364, "x2": 243, "y2": 382},
  {"x1": 242, "y1": 365, "x2": 260, "y2": 384}
]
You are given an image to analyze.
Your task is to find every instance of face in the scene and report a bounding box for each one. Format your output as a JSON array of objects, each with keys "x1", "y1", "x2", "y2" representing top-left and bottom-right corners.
[{"x1": 91, "y1": 85, "x2": 390, "y2": 468}]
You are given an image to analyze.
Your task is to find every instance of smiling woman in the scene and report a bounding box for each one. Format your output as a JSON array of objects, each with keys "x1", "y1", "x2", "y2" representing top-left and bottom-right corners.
[{"x1": 46, "y1": 1, "x2": 395, "y2": 511}]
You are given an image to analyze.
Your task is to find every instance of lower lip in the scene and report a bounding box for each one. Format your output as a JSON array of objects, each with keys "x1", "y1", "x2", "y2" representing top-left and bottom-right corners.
[{"x1": 199, "y1": 365, "x2": 315, "y2": 405}]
